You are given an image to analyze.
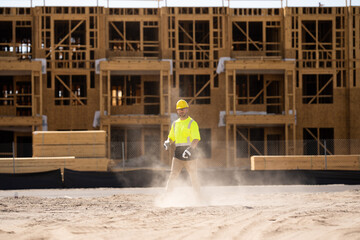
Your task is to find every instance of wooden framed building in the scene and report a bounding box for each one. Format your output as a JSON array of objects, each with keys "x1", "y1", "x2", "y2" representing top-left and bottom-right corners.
[
  {"x1": 0, "y1": 4, "x2": 359, "y2": 169},
  {"x1": 98, "y1": 58, "x2": 171, "y2": 166}
]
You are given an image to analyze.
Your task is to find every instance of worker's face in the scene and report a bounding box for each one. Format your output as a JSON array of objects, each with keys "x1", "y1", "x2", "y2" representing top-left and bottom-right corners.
[{"x1": 176, "y1": 107, "x2": 188, "y2": 119}]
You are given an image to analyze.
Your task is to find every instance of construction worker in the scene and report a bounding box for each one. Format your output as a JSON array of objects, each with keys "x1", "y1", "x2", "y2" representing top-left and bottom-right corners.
[{"x1": 163, "y1": 99, "x2": 201, "y2": 194}]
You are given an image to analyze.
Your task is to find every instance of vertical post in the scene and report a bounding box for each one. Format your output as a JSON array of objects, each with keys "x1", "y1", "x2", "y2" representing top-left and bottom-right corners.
[
  {"x1": 31, "y1": 72, "x2": 34, "y2": 116},
  {"x1": 160, "y1": 70, "x2": 163, "y2": 115},
  {"x1": 285, "y1": 124, "x2": 288, "y2": 155},
  {"x1": 122, "y1": 142, "x2": 125, "y2": 170},
  {"x1": 233, "y1": 124, "x2": 236, "y2": 166},
  {"x1": 12, "y1": 142, "x2": 15, "y2": 174},
  {"x1": 225, "y1": 70, "x2": 229, "y2": 114},
  {"x1": 39, "y1": 71, "x2": 43, "y2": 116},
  {"x1": 107, "y1": 70, "x2": 110, "y2": 116},
  {"x1": 324, "y1": 140, "x2": 327, "y2": 170},
  {"x1": 168, "y1": 71, "x2": 171, "y2": 115},
  {"x1": 232, "y1": 69, "x2": 236, "y2": 114}
]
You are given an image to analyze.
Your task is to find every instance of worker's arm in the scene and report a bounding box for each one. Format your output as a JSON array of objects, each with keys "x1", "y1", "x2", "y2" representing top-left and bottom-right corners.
[
  {"x1": 164, "y1": 123, "x2": 175, "y2": 150},
  {"x1": 182, "y1": 139, "x2": 200, "y2": 159},
  {"x1": 163, "y1": 138, "x2": 172, "y2": 150},
  {"x1": 190, "y1": 139, "x2": 199, "y2": 149}
]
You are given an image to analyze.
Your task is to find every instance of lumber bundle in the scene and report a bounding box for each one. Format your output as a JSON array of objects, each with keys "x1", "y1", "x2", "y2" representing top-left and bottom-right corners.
[
  {"x1": 33, "y1": 131, "x2": 106, "y2": 158},
  {"x1": 30, "y1": 131, "x2": 108, "y2": 172},
  {"x1": 251, "y1": 155, "x2": 360, "y2": 171},
  {"x1": 0, "y1": 157, "x2": 109, "y2": 173},
  {"x1": 0, "y1": 157, "x2": 75, "y2": 173},
  {"x1": 65, "y1": 158, "x2": 109, "y2": 171}
]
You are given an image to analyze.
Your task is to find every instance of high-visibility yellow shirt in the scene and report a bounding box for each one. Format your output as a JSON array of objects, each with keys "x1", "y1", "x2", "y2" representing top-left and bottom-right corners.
[{"x1": 168, "y1": 116, "x2": 200, "y2": 146}]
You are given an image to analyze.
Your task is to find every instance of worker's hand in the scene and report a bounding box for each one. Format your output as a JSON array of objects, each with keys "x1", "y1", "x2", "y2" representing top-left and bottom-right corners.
[
  {"x1": 163, "y1": 140, "x2": 170, "y2": 151},
  {"x1": 182, "y1": 147, "x2": 193, "y2": 159}
]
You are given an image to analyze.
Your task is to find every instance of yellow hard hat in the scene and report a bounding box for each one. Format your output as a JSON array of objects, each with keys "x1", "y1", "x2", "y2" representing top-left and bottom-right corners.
[{"x1": 176, "y1": 99, "x2": 189, "y2": 109}]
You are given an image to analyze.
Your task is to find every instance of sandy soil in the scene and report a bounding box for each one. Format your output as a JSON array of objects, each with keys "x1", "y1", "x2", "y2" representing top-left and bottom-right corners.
[{"x1": 1, "y1": 185, "x2": 360, "y2": 240}]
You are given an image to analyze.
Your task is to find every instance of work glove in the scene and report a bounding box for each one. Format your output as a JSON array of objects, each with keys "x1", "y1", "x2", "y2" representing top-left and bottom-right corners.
[
  {"x1": 182, "y1": 147, "x2": 193, "y2": 159},
  {"x1": 163, "y1": 140, "x2": 170, "y2": 151}
]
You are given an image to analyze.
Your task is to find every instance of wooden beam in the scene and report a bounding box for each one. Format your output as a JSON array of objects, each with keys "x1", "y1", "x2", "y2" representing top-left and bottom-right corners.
[
  {"x1": 226, "y1": 114, "x2": 296, "y2": 125},
  {"x1": 101, "y1": 115, "x2": 170, "y2": 125},
  {"x1": 55, "y1": 75, "x2": 85, "y2": 105},
  {"x1": 301, "y1": 22, "x2": 332, "y2": 60},
  {"x1": 308, "y1": 74, "x2": 334, "y2": 104},
  {"x1": 33, "y1": 130, "x2": 106, "y2": 145},
  {"x1": 251, "y1": 155, "x2": 360, "y2": 171},
  {"x1": 225, "y1": 60, "x2": 295, "y2": 72},
  {"x1": 46, "y1": 20, "x2": 85, "y2": 58},
  {"x1": 100, "y1": 60, "x2": 170, "y2": 71},
  {"x1": 233, "y1": 21, "x2": 262, "y2": 51},
  {"x1": 109, "y1": 21, "x2": 135, "y2": 51},
  {"x1": 233, "y1": 69, "x2": 236, "y2": 114},
  {"x1": 304, "y1": 128, "x2": 333, "y2": 155},
  {"x1": 249, "y1": 79, "x2": 272, "y2": 105},
  {"x1": 0, "y1": 116, "x2": 42, "y2": 126},
  {"x1": 178, "y1": 23, "x2": 210, "y2": 59},
  {"x1": 188, "y1": 78, "x2": 211, "y2": 105},
  {"x1": 0, "y1": 156, "x2": 109, "y2": 173}
]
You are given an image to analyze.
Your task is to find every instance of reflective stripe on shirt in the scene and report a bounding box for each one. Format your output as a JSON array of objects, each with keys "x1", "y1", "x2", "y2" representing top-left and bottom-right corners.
[{"x1": 168, "y1": 117, "x2": 200, "y2": 146}]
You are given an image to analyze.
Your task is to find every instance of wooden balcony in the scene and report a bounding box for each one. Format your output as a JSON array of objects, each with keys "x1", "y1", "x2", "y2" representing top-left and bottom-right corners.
[
  {"x1": 100, "y1": 114, "x2": 170, "y2": 126},
  {"x1": 0, "y1": 116, "x2": 42, "y2": 126},
  {"x1": 225, "y1": 113, "x2": 295, "y2": 126}
]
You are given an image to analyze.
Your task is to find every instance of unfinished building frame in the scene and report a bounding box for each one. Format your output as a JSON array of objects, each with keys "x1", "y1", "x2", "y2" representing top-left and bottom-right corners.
[{"x1": 0, "y1": 5, "x2": 359, "y2": 168}]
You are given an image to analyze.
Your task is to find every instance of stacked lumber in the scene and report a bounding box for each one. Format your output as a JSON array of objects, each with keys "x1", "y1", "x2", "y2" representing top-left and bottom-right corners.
[
  {"x1": 33, "y1": 131, "x2": 106, "y2": 157},
  {"x1": 0, "y1": 157, "x2": 109, "y2": 173},
  {"x1": 32, "y1": 131, "x2": 108, "y2": 172},
  {"x1": 65, "y1": 158, "x2": 109, "y2": 171},
  {"x1": 251, "y1": 155, "x2": 360, "y2": 170},
  {"x1": 0, "y1": 156, "x2": 75, "y2": 173}
]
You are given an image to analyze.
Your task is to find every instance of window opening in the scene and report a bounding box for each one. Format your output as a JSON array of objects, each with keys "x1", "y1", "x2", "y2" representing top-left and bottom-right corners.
[
  {"x1": 267, "y1": 134, "x2": 284, "y2": 155},
  {"x1": 0, "y1": 76, "x2": 14, "y2": 106},
  {"x1": 302, "y1": 74, "x2": 333, "y2": 104},
  {"x1": 144, "y1": 81, "x2": 160, "y2": 115},
  {"x1": 302, "y1": 20, "x2": 332, "y2": 68},
  {"x1": 16, "y1": 80, "x2": 32, "y2": 116},
  {"x1": 0, "y1": 131, "x2": 14, "y2": 158},
  {"x1": 179, "y1": 74, "x2": 210, "y2": 104},
  {"x1": 53, "y1": 20, "x2": 86, "y2": 69},
  {"x1": 47, "y1": 71, "x2": 52, "y2": 88},
  {"x1": 111, "y1": 75, "x2": 141, "y2": 106},
  {"x1": 55, "y1": 75, "x2": 87, "y2": 105},
  {"x1": 178, "y1": 20, "x2": 210, "y2": 68},
  {"x1": 303, "y1": 128, "x2": 334, "y2": 155},
  {"x1": 236, "y1": 127, "x2": 264, "y2": 158},
  {"x1": 16, "y1": 136, "x2": 32, "y2": 157},
  {"x1": 236, "y1": 74, "x2": 264, "y2": 105},
  {"x1": 232, "y1": 21, "x2": 263, "y2": 51},
  {"x1": 109, "y1": 21, "x2": 159, "y2": 57}
]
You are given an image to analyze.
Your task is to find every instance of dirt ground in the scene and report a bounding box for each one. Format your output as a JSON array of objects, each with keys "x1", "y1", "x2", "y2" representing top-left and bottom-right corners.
[{"x1": 1, "y1": 185, "x2": 360, "y2": 240}]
